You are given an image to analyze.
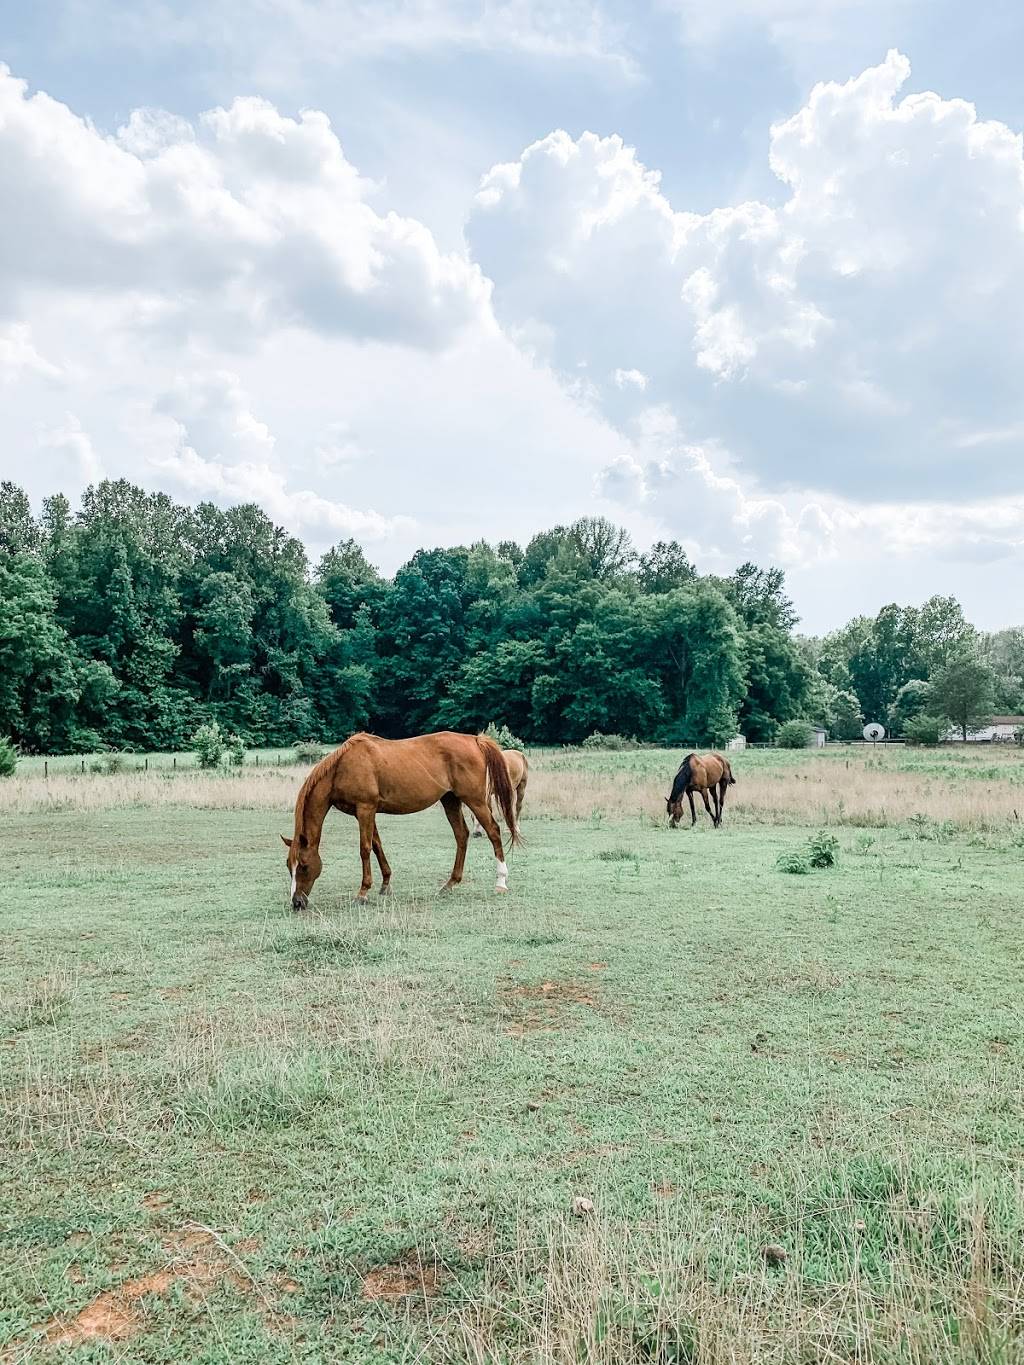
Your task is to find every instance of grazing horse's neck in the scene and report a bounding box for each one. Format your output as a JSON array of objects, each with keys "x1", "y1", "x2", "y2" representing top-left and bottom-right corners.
[{"x1": 294, "y1": 759, "x2": 336, "y2": 846}]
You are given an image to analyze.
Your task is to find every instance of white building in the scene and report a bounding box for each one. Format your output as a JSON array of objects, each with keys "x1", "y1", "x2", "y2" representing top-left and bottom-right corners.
[
  {"x1": 811, "y1": 726, "x2": 827, "y2": 747},
  {"x1": 948, "y1": 715, "x2": 1024, "y2": 742}
]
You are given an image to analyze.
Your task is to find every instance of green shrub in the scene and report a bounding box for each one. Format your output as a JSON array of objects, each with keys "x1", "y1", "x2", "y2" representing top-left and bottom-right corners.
[
  {"x1": 777, "y1": 720, "x2": 814, "y2": 749},
  {"x1": 581, "y1": 732, "x2": 640, "y2": 751},
  {"x1": 807, "y1": 830, "x2": 839, "y2": 868},
  {"x1": 225, "y1": 733, "x2": 246, "y2": 767},
  {"x1": 293, "y1": 740, "x2": 326, "y2": 766},
  {"x1": 776, "y1": 850, "x2": 811, "y2": 874},
  {"x1": 0, "y1": 738, "x2": 17, "y2": 778},
  {"x1": 88, "y1": 751, "x2": 127, "y2": 775},
  {"x1": 192, "y1": 721, "x2": 225, "y2": 769},
  {"x1": 904, "y1": 714, "x2": 945, "y2": 746},
  {"x1": 483, "y1": 721, "x2": 526, "y2": 751}
]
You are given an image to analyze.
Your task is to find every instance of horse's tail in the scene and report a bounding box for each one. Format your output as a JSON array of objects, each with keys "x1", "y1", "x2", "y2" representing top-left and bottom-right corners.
[
  {"x1": 724, "y1": 757, "x2": 736, "y2": 785},
  {"x1": 670, "y1": 754, "x2": 695, "y2": 802},
  {"x1": 478, "y1": 736, "x2": 522, "y2": 849}
]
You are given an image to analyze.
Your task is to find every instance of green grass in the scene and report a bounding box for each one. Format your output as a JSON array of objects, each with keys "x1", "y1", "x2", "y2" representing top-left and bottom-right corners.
[{"x1": 3, "y1": 751, "x2": 1024, "y2": 1361}]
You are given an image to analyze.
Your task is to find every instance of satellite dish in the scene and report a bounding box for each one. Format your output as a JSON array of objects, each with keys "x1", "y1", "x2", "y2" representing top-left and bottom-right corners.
[{"x1": 863, "y1": 722, "x2": 885, "y2": 742}]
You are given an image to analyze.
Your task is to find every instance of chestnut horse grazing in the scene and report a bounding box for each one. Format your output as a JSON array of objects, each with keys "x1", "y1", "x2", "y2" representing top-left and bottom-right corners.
[
  {"x1": 282, "y1": 731, "x2": 521, "y2": 909},
  {"x1": 667, "y1": 752, "x2": 736, "y2": 828},
  {"x1": 472, "y1": 749, "x2": 528, "y2": 837}
]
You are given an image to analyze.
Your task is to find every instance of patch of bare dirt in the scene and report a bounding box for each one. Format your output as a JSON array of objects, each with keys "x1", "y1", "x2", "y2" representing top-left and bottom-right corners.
[
  {"x1": 501, "y1": 977, "x2": 602, "y2": 1035},
  {"x1": 142, "y1": 1191, "x2": 170, "y2": 1211},
  {"x1": 40, "y1": 1270, "x2": 175, "y2": 1347},
  {"x1": 20, "y1": 1223, "x2": 281, "y2": 1353},
  {"x1": 361, "y1": 1254, "x2": 439, "y2": 1302}
]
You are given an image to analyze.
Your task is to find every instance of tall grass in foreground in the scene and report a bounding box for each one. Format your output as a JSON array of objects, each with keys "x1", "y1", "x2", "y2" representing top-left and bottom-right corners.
[{"x1": 431, "y1": 1178, "x2": 1024, "y2": 1364}]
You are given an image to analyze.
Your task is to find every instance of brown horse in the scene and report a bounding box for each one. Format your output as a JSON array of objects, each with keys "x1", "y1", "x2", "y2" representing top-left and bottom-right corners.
[
  {"x1": 666, "y1": 752, "x2": 736, "y2": 828},
  {"x1": 282, "y1": 731, "x2": 520, "y2": 909},
  {"x1": 472, "y1": 749, "x2": 528, "y2": 837}
]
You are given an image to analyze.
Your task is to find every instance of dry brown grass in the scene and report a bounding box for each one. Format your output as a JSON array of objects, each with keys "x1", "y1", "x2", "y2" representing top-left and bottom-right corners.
[
  {"x1": 3, "y1": 748, "x2": 1024, "y2": 832},
  {"x1": 0, "y1": 767, "x2": 303, "y2": 815},
  {"x1": 428, "y1": 1192, "x2": 1024, "y2": 1364},
  {"x1": 526, "y1": 756, "x2": 1024, "y2": 832}
]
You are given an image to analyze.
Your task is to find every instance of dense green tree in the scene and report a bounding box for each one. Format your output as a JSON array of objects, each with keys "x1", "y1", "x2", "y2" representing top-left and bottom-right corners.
[
  {"x1": 636, "y1": 540, "x2": 695, "y2": 595},
  {"x1": 0, "y1": 555, "x2": 80, "y2": 751},
  {"x1": 887, "y1": 679, "x2": 931, "y2": 736},
  {"x1": 930, "y1": 655, "x2": 996, "y2": 741},
  {"x1": 0, "y1": 482, "x2": 41, "y2": 556},
  {"x1": 1, "y1": 479, "x2": 1006, "y2": 758}
]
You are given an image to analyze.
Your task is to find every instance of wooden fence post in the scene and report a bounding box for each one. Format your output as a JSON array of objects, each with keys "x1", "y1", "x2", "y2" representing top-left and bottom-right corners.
[{"x1": 44, "y1": 760, "x2": 48, "y2": 780}]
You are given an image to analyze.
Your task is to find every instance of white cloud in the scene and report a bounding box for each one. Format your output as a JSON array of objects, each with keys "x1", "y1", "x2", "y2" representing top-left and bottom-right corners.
[
  {"x1": 148, "y1": 370, "x2": 408, "y2": 542},
  {"x1": 48, "y1": 0, "x2": 638, "y2": 84},
  {"x1": 613, "y1": 367, "x2": 648, "y2": 389},
  {"x1": 0, "y1": 323, "x2": 61, "y2": 383},
  {"x1": 0, "y1": 66, "x2": 492, "y2": 350},
  {"x1": 468, "y1": 51, "x2": 1024, "y2": 573},
  {"x1": 38, "y1": 415, "x2": 104, "y2": 488}
]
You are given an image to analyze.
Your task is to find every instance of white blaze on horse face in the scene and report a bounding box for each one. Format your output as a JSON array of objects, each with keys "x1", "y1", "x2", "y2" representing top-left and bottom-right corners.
[
  {"x1": 495, "y1": 859, "x2": 508, "y2": 891},
  {"x1": 290, "y1": 864, "x2": 297, "y2": 900}
]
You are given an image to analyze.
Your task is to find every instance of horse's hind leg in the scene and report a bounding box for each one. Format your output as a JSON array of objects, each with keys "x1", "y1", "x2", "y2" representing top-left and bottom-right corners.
[
  {"x1": 372, "y1": 821, "x2": 392, "y2": 895},
  {"x1": 440, "y1": 793, "x2": 470, "y2": 890},
  {"x1": 716, "y1": 779, "x2": 728, "y2": 827},
  {"x1": 464, "y1": 797, "x2": 509, "y2": 892},
  {"x1": 710, "y1": 785, "x2": 721, "y2": 827},
  {"x1": 699, "y1": 788, "x2": 715, "y2": 826},
  {"x1": 515, "y1": 774, "x2": 527, "y2": 821},
  {"x1": 355, "y1": 805, "x2": 376, "y2": 902}
]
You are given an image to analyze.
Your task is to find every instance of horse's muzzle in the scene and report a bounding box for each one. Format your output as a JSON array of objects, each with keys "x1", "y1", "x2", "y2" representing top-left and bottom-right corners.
[{"x1": 291, "y1": 892, "x2": 308, "y2": 912}]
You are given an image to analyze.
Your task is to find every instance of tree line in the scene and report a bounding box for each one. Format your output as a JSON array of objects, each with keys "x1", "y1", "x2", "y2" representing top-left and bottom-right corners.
[{"x1": 0, "y1": 480, "x2": 1016, "y2": 754}]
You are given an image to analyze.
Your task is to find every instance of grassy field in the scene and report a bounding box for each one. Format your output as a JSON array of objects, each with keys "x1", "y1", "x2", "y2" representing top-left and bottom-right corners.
[{"x1": 3, "y1": 746, "x2": 1024, "y2": 1362}]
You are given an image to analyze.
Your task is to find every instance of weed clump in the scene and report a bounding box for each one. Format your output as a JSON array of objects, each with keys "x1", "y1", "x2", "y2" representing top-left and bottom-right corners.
[
  {"x1": 582, "y1": 732, "x2": 641, "y2": 751},
  {"x1": 777, "y1": 830, "x2": 838, "y2": 874}
]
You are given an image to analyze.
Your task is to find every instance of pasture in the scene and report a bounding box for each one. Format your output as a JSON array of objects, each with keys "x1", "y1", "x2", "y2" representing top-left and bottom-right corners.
[{"x1": 3, "y1": 745, "x2": 1024, "y2": 1363}]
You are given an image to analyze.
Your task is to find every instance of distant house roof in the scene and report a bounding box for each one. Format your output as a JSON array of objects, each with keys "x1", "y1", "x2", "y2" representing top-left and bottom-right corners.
[{"x1": 989, "y1": 716, "x2": 1024, "y2": 726}]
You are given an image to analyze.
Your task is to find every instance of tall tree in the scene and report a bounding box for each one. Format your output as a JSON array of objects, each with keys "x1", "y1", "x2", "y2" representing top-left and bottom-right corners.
[{"x1": 930, "y1": 655, "x2": 996, "y2": 741}]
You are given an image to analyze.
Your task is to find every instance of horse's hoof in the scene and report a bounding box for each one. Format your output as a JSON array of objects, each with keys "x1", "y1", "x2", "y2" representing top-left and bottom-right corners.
[
  {"x1": 494, "y1": 885, "x2": 508, "y2": 894},
  {"x1": 379, "y1": 884, "x2": 392, "y2": 897},
  {"x1": 356, "y1": 893, "x2": 369, "y2": 904}
]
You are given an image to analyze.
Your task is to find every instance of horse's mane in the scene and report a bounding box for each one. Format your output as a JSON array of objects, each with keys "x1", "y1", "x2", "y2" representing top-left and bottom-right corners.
[
  {"x1": 294, "y1": 735, "x2": 361, "y2": 831},
  {"x1": 669, "y1": 753, "x2": 696, "y2": 803}
]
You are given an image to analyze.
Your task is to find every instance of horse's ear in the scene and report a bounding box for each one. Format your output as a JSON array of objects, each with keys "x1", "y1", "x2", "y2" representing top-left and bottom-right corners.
[
  {"x1": 280, "y1": 834, "x2": 292, "y2": 848},
  {"x1": 298, "y1": 833, "x2": 309, "y2": 849}
]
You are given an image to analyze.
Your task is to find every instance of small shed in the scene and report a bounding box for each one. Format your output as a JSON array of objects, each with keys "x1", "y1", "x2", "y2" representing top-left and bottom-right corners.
[
  {"x1": 811, "y1": 726, "x2": 827, "y2": 748},
  {"x1": 727, "y1": 735, "x2": 747, "y2": 751}
]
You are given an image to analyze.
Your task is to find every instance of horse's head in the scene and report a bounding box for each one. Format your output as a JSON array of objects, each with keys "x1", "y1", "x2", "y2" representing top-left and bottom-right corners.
[
  {"x1": 281, "y1": 833, "x2": 322, "y2": 911},
  {"x1": 666, "y1": 794, "x2": 684, "y2": 827}
]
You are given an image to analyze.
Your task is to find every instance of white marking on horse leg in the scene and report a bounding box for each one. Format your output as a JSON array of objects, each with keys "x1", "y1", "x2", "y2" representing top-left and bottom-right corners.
[{"x1": 495, "y1": 859, "x2": 508, "y2": 892}]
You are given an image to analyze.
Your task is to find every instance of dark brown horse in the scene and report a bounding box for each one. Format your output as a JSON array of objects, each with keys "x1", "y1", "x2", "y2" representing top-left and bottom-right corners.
[
  {"x1": 282, "y1": 731, "x2": 520, "y2": 908},
  {"x1": 666, "y1": 752, "x2": 736, "y2": 828}
]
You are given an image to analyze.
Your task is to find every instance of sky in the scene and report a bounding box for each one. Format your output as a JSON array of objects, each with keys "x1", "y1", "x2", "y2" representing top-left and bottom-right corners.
[{"x1": 2, "y1": 0, "x2": 1024, "y2": 633}]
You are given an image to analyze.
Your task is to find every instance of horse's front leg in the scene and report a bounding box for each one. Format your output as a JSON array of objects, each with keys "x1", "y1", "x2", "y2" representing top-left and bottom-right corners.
[
  {"x1": 355, "y1": 805, "x2": 376, "y2": 902},
  {"x1": 687, "y1": 790, "x2": 697, "y2": 827}
]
